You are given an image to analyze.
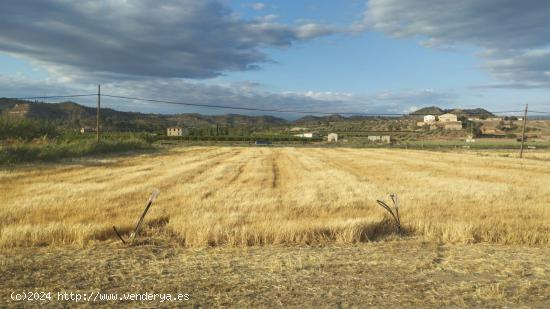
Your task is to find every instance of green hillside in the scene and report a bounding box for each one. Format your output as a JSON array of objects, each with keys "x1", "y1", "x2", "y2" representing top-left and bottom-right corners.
[
  {"x1": 410, "y1": 106, "x2": 494, "y2": 117},
  {"x1": 0, "y1": 98, "x2": 287, "y2": 131}
]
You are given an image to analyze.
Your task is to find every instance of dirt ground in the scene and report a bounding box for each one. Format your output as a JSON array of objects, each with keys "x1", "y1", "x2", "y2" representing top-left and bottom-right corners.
[{"x1": 2, "y1": 239, "x2": 549, "y2": 308}]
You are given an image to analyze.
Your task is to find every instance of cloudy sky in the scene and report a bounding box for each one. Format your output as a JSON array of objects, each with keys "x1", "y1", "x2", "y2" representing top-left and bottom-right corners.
[{"x1": 1, "y1": 0, "x2": 550, "y2": 118}]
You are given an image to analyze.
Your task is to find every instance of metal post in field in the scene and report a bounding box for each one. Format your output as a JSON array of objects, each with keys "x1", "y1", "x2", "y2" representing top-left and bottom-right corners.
[
  {"x1": 96, "y1": 84, "x2": 101, "y2": 143},
  {"x1": 519, "y1": 104, "x2": 528, "y2": 158}
]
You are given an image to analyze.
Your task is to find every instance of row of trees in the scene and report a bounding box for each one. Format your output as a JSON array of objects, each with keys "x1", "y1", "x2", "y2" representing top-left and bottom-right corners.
[
  {"x1": 187, "y1": 125, "x2": 255, "y2": 137},
  {"x1": 0, "y1": 117, "x2": 60, "y2": 140},
  {"x1": 164, "y1": 135, "x2": 321, "y2": 142}
]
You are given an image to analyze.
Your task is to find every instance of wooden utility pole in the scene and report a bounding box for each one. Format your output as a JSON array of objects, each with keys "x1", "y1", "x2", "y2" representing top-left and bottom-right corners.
[
  {"x1": 519, "y1": 104, "x2": 528, "y2": 158},
  {"x1": 96, "y1": 84, "x2": 101, "y2": 143}
]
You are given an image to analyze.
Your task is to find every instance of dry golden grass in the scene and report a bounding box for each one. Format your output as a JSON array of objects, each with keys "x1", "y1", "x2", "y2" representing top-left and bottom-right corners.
[{"x1": 0, "y1": 146, "x2": 549, "y2": 247}]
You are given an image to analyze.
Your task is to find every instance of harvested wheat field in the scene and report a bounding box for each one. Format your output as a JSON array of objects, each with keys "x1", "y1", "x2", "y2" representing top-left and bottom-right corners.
[
  {"x1": 1, "y1": 146, "x2": 549, "y2": 307},
  {"x1": 1, "y1": 146, "x2": 548, "y2": 247}
]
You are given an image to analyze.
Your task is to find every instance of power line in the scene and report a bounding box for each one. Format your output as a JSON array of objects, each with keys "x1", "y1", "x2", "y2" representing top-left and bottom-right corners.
[
  {"x1": 101, "y1": 94, "x2": 535, "y2": 116},
  {"x1": 4, "y1": 92, "x2": 550, "y2": 116},
  {"x1": 529, "y1": 110, "x2": 550, "y2": 115},
  {"x1": 490, "y1": 110, "x2": 523, "y2": 114},
  {"x1": 12, "y1": 94, "x2": 97, "y2": 100},
  {"x1": 101, "y1": 94, "x2": 402, "y2": 116}
]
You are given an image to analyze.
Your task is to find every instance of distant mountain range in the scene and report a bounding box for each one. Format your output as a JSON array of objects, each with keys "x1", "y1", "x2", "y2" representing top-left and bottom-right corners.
[
  {"x1": 293, "y1": 114, "x2": 347, "y2": 124},
  {"x1": 409, "y1": 106, "x2": 495, "y2": 117},
  {"x1": 1, "y1": 99, "x2": 499, "y2": 129},
  {"x1": 0, "y1": 98, "x2": 287, "y2": 129}
]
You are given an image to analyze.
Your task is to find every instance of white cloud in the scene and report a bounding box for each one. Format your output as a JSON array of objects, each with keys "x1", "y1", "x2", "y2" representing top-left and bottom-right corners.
[
  {"x1": 251, "y1": 3, "x2": 266, "y2": 11},
  {"x1": 294, "y1": 23, "x2": 340, "y2": 39},
  {"x1": 0, "y1": 74, "x2": 457, "y2": 118},
  {"x1": 364, "y1": 0, "x2": 550, "y2": 88},
  {"x1": 0, "y1": 0, "x2": 339, "y2": 82},
  {"x1": 301, "y1": 91, "x2": 354, "y2": 101}
]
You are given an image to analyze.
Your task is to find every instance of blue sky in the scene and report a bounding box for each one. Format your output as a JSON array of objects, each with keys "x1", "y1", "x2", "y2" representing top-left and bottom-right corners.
[
  {"x1": 228, "y1": 0, "x2": 483, "y2": 91},
  {"x1": 1, "y1": 0, "x2": 550, "y2": 117}
]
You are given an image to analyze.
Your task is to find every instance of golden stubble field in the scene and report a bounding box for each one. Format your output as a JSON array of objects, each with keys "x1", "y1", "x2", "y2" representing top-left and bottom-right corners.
[
  {"x1": 0, "y1": 146, "x2": 548, "y2": 247},
  {"x1": 1, "y1": 146, "x2": 549, "y2": 307}
]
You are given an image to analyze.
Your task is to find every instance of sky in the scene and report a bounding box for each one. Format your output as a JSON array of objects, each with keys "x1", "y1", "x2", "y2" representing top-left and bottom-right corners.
[{"x1": 1, "y1": 0, "x2": 550, "y2": 118}]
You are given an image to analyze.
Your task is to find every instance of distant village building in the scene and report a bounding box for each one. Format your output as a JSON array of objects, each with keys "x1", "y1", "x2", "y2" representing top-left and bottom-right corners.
[
  {"x1": 290, "y1": 127, "x2": 309, "y2": 132},
  {"x1": 294, "y1": 132, "x2": 320, "y2": 138},
  {"x1": 167, "y1": 127, "x2": 183, "y2": 137},
  {"x1": 80, "y1": 127, "x2": 96, "y2": 134},
  {"x1": 424, "y1": 115, "x2": 436, "y2": 123},
  {"x1": 438, "y1": 113, "x2": 458, "y2": 122},
  {"x1": 417, "y1": 113, "x2": 462, "y2": 130},
  {"x1": 417, "y1": 114, "x2": 437, "y2": 127},
  {"x1": 444, "y1": 122, "x2": 463, "y2": 130},
  {"x1": 367, "y1": 135, "x2": 391, "y2": 143},
  {"x1": 327, "y1": 133, "x2": 338, "y2": 142},
  {"x1": 438, "y1": 113, "x2": 462, "y2": 130}
]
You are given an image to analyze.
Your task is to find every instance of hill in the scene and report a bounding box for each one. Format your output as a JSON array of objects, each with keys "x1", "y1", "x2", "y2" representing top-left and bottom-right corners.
[
  {"x1": 1, "y1": 99, "x2": 500, "y2": 132},
  {"x1": 292, "y1": 114, "x2": 392, "y2": 125},
  {"x1": 410, "y1": 106, "x2": 494, "y2": 117},
  {"x1": 409, "y1": 106, "x2": 445, "y2": 116},
  {"x1": 454, "y1": 108, "x2": 495, "y2": 117},
  {"x1": 0, "y1": 98, "x2": 288, "y2": 130},
  {"x1": 293, "y1": 114, "x2": 347, "y2": 124}
]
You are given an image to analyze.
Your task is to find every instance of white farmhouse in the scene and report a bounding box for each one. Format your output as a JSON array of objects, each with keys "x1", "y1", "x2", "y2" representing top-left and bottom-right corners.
[
  {"x1": 418, "y1": 114, "x2": 436, "y2": 127},
  {"x1": 294, "y1": 132, "x2": 320, "y2": 138},
  {"x1": 367, "y1": 135, "x2": 391, "y2": 144},
  {"x1": 327, "y1": 133, "x2": 338, "y2": 142},
  {"x1": 424, "y1": 115, "x2": 436, "y2": 123}
]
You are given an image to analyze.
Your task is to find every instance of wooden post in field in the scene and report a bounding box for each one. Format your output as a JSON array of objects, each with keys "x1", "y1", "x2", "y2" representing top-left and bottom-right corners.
[
  {"x1": 96, "y1": 84, "x2": 101, "y2": 143},
  {"x1": 519, "y1": 104, "x2": 528, "y2": 158}
]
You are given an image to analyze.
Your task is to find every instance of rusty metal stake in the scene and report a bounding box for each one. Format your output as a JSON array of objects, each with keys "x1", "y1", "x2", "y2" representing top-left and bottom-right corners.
[{"x1": 113, "y1": 188, "x2": 160, "y2": 244}]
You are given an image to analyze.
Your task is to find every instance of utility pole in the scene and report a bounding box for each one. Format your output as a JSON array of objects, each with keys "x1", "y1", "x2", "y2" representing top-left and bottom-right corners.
[
  {"x1": 519, "y1": 104, "x2": 528, "y2": 158},
  {"x1": 96, "y1": 84, "x2": 101, "y2": 143}
]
